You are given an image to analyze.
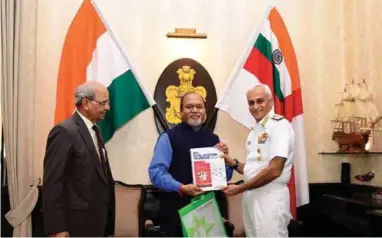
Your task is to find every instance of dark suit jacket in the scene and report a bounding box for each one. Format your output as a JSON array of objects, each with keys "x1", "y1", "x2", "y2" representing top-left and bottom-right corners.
[{"x1": 43, "y1": 112, "x2": 115, "y2": 237}]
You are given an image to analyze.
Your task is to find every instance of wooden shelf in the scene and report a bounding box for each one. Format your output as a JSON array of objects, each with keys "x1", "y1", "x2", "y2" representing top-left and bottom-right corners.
[{"x1": 319, "y1": 152, "x2": 382, "y2": 155}]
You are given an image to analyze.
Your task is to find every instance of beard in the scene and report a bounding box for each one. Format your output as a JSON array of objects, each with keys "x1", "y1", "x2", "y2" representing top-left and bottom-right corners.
[{"x1": 187, "y1": 117, "x2": 202, "y2": 127}]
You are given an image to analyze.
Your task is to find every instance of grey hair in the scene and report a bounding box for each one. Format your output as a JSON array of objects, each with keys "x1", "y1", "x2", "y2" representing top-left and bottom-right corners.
[
  {"x1": 248, "y1": 83, "x2": 273, "y2": 98},
  {"x1": 74, "y1": 84, "x2": 96, "y2": 107}
]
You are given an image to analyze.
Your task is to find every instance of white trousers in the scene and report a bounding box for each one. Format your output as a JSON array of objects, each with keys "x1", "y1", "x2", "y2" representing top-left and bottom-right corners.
[{"x1": 242, "y1": 183, "x2": 291, "y2": 237}]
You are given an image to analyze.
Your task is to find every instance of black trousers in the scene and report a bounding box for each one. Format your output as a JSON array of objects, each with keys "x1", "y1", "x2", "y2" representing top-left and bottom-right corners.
[{"x1": 160, "y1": 221, "x2": 183, "y2": 237}]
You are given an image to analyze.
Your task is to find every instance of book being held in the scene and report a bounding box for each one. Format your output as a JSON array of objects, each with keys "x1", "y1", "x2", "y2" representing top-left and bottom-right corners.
[{"x1": 190, "y1": 147, "x2": 227, "y2": 191}]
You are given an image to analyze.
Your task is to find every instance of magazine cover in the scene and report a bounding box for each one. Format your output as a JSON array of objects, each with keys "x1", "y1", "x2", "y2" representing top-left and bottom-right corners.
[{"x1": 190, "y1": 147, "x2": 227, "y2": 191}]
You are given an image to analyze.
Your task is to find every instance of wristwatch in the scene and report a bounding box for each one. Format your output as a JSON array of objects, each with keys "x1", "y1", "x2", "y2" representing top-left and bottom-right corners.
[{"x1": 231, "y1": 159, "x2": 239, "y2": 170}]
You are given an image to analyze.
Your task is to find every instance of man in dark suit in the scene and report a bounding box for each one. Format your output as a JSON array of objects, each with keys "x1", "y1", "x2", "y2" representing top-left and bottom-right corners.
[{"x1": 43, "y1": 81, "x2": 115, "y2": 237}]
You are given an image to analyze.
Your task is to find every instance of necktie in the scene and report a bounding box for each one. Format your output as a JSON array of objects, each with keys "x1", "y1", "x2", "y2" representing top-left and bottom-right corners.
[{"x1": 92, "y1": 125, "x2": 107, "y2": 174}]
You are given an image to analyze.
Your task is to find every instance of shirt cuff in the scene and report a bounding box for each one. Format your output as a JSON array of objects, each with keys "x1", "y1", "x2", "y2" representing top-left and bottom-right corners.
[{"x1": 170, "y1": 180, "x2": 182, "y2": 193}]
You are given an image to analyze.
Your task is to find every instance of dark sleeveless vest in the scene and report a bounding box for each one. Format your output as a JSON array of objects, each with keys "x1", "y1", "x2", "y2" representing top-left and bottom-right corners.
[{"x1": 159, "y1": 123, "x2": 220, "y2": 225}]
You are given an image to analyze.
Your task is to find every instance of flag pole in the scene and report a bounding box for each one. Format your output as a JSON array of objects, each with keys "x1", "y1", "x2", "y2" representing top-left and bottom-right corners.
[
  {"x1": 152, "y1": 104, "x2": 169, "y2": 132},
  {"x1": 1, "y1": 127, "x2": 6, "y2": 186}
]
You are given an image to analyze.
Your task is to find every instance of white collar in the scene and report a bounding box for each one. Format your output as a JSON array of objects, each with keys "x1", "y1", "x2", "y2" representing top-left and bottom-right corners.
[
  {"x1": 255, "y1": 110, "x2": 274, "y2": 129},
  {"x1": 77, "y1": 110, "x2": 95, "y2": 131}
]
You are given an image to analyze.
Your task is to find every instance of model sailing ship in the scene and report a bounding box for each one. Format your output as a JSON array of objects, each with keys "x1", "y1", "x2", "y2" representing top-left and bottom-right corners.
[{"x1": 332, "y1": 79, "x2": 382, "y2": 152}]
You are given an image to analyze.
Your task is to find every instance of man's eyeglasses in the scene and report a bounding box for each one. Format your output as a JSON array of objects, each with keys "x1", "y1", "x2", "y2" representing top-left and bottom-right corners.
[
  {"x1": 86, "y1": 98, "x2": 110, "y2": 106},
  {"x1": 184, "y1": 104, "x2": 205, "y2": 112}
]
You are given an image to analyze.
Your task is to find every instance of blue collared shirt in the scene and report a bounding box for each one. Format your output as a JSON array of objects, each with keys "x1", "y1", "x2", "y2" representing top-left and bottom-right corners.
[{"x1": 148, "y1": 133, "x2": 234, "y2": 192}]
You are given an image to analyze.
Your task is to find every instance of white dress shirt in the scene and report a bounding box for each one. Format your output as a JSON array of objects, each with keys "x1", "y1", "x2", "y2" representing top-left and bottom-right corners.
[{"x1": 77, "y1": 111, "x2": 101, "y2": 158}]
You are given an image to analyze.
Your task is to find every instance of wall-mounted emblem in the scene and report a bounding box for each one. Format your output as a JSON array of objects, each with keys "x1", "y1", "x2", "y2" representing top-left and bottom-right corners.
[
  {"x1": 154, "y1": 58, "x2": 217, "y2": 134},
  {"x1": 165, "y1": 65, "x2": 207, "y2": 124}
]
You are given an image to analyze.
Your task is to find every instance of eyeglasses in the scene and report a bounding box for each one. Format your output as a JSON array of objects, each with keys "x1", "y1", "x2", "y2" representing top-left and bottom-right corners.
[
  {"x1": 86, "y1": 98, "x2": 110, "y2": 106},
  {"x1": 184, "y1": 104, "x2": 205, "y2": 112}
]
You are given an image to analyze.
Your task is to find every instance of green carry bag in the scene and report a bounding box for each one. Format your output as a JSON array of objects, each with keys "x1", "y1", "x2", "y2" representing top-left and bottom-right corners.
[{"x1": 178, "y1": 192, "x2": 228, "y2": 237}]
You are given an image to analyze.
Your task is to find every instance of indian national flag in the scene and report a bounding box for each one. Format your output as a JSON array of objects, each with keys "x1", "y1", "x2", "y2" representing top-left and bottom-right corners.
[
  {"x1": 54, "y1": 0, "x2": 155, "y2": 143},
  {"x1": 216, "y1": 6, "x2": 309, "y2": 217}
]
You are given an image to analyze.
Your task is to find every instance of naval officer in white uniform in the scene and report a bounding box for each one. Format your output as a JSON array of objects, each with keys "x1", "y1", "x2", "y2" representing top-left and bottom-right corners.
[{"x1": 222, "y1": 83, "x2": 295, "y2": 237}]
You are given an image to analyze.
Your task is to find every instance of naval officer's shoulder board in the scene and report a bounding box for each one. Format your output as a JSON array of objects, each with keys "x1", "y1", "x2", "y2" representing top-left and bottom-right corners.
[{"x1": 271, "y1": 114, "x2": 284, "y2": 121}]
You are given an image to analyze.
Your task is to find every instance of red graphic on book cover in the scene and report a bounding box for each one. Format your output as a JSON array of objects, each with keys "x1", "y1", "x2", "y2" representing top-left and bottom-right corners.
[{"x1": 193, "y1": 161, "x2": 212, "y2": 187}]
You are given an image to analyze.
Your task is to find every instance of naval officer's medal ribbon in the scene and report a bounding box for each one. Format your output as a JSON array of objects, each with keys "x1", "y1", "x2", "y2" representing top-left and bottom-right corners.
[
  {"x1": 262, "y1": 132, "x2": 268, "y2": 143},
  {"x1": 257, "y1": 134, "x2": 262, "y2": 144},
  {"x1": 258, "y1": 132, "x2": 268, "y2": 144}
]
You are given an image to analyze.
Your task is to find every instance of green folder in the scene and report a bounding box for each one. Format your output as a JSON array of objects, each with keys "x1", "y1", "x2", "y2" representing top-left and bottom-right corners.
[{"x1": 178, "y1": 192, "x2": 227, "y2": 237}]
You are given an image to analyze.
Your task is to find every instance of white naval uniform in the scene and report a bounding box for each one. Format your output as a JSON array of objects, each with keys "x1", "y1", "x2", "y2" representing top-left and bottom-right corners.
[{"x1": 242, "y1": 110, "x2": 295, "y2": 237}]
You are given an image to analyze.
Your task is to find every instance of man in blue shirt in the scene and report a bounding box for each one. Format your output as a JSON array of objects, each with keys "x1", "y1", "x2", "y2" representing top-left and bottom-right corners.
[{"x1": 149, "y1": 92, "x2": 234, "y2": 236}]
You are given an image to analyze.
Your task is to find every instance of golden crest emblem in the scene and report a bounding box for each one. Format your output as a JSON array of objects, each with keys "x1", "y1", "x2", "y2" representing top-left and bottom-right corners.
[
  {"x1": 165, "y1": 65, "x2": 207, "y2": 124},
  {"x1": 153, "y1": 58, "x2": 218, "y2": 133}
]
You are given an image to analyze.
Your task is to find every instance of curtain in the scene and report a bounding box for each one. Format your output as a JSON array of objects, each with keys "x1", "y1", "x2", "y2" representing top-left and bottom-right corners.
[{"x1": 0, "y1": 0, "x2": 39, "y2": 236}]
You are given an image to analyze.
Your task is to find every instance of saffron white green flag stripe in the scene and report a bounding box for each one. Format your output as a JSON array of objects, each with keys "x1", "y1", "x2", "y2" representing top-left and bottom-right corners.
[
  {"x1": 54, "y1": 0, "x2": 155, "y2": 143},
  {"x1": 216, "y1": 6, "x2": 309, "y2": 218}
]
